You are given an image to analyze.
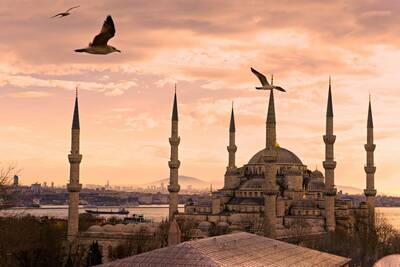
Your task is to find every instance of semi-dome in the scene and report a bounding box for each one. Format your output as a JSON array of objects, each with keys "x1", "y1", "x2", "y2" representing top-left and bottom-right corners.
[
  {"x1": 240, "y1": 178, "x2": 264, "y2": 189},
  {"x1": 248, "y1": 147, "x2": 303, "y2": 165}
]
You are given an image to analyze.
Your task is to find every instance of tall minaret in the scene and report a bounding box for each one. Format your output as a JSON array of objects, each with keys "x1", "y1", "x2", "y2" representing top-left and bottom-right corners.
[
  {"x1": 227, "y1": 103, "x2": 237, "y2": 171},
  {"x1": 263, "y1": 88, "x2": 279, "y2": 238},
  {"x1": 67, "y1": 89, "x2": 82, "y2": 243},
  {"x1": 364, "y1": 96, "x2": 376, "y2": 218},
  {"x1": 323, "y1": 78, "x2": 337, "y2": 232},
  {"x1": 168, "y1": 88, "x2": 180, "y2": 221}
]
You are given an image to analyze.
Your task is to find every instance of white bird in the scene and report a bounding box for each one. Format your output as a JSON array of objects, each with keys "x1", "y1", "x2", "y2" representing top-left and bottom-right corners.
[
  {"x1": 50, "y1": 6, "x2": 80, "y2": 18},
  {"x1": 251, "y1": 67, "x2": 286, "y2": 92},
  {"x1": 75, "y1": 15, "x2": 121, "y2": 55}
]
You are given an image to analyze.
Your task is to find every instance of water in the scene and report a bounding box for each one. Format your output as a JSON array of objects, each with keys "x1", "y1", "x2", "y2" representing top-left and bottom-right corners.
[
  {"x1": 0, "y1": 205, "x2": 185, "y2": 222},
  {"x1": 1, "y1": 206, "x2": 399, "y2": 229},
  {"x1": 376, "y1": 207, "x2": 400, "y2": 230}
]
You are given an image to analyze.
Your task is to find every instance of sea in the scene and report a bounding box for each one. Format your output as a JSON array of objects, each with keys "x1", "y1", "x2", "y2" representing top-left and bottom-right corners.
[{"x1": 0, "y1": 206, "x2": 399, "y2": 230}]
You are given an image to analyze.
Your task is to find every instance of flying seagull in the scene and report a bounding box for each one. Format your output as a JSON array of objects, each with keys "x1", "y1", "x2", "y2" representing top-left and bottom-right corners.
[
  {"x1": 250, "y1": 67, "x2": 286, "y2": 92},
  {"x1": 75, "y1": 15, "x2": 121, "y2": 55},
  {"x1": 50, "y1": 6, "x2": 80, "y2": 18}
]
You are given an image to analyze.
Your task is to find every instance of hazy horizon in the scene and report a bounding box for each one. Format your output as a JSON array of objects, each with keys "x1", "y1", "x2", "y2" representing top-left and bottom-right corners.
[{"x1": 1, "y1": 1, "x2": 400, "y2": 194}]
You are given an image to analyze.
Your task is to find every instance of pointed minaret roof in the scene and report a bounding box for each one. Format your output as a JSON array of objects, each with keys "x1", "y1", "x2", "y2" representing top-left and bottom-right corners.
[
  {"x1": 172, "y1": 86, "x2": 178, "y2": 121},
  {"x1": 326, "y1": 76, "x2": 333, "y2": 117},
  {"x1": 229, "y1": 102, "x2": 235, "y2": 133},
  {"x1": 368, "y1": 95, "x2": 373, "y2": 128},
  {"x1": 267, "y1": 89, "x2": 276, "y2": 123},
  {"x1": 72, "y1": 88, "x2": 80, "y2": 129}
]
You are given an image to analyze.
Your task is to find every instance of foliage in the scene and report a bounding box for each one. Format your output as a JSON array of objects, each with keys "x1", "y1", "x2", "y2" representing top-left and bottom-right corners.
[
  {"x1": 0, "y1": 215, "x2": 66, "y2": 267},
  {"x1": 299, "y1": 212, "x2": 400, "y2": 267},
  {"x1": 85, "y1": 241, "x2": 102, "y2": 266}
]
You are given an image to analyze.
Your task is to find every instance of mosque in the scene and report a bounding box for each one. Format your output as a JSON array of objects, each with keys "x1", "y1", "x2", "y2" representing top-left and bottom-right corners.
[
  {"x1": 168, "y1": 77, "x2": 377, "y2": 239},
  {"x1": 64, "y1": 71, "x2": 377, "y2": 251}
]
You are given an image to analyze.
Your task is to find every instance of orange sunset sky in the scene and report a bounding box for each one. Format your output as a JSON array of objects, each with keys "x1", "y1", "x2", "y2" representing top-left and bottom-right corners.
[{"x1": 0, "y1": 0, "x2": 399, "y2": 194}]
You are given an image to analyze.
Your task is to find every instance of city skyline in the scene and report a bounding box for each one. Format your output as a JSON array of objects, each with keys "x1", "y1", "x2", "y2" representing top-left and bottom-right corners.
[{"x1": 1, "y1": 1, "x2": 400, "y2": 194}]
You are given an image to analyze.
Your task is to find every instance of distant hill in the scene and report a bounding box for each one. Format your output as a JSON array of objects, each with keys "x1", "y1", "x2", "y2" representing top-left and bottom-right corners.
[
  {"x1": 141, "y1": 175, "x2": 211, "y2": 190},
  {"x1": 142, "y1": 175, "x2": 364, "y2": 194}
]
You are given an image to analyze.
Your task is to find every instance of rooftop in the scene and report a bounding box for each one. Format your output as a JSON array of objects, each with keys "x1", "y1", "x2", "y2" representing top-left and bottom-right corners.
[{"x1": 98, "y1": 232, "x2": 350, "y2": 267}]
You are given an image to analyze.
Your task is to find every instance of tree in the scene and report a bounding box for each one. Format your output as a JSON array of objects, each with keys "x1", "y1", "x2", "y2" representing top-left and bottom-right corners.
[
  {"x1": 0, "y1": 165, "x2": 19, "y2": 208},
  {"x1": 86, "y1": 241, "x2": 102, "y2": 266}
]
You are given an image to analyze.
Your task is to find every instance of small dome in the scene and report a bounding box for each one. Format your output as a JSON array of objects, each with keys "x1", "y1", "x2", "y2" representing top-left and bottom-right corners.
[
  {"x1": 248, "y1": 147, "x2": 303, "y2": 165},
  {"x1": 113, "y1": 224, "x2": 127, "y2": 232},
  {"x1": 124, "y1": 224, "x2": 136, "y2": 232},
  {"x1": 102, "y1": 224, "x2": 115, "y2": 232},
  {"x1": 311, "y1": 169, "x2": 324, "y2": 179},
  {"x1": 217, "y1": 222, "x2": 229, "y2": 228},
  {"x1": 87, "y1": 225, "x2": 103, "y2": 233},
  {"x1": 199, "y1": 221, "x2": 212, "y2": 231}
]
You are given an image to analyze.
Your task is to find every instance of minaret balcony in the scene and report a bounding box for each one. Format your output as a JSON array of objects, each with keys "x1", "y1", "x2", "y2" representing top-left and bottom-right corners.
[
  {"x1": 364, "y1": 165, "x2": 376, "y2": 174},
  {"x1": 169, "y1": 137, "x2": 180, "y2": 146},
  {"x1": 168, "y1": 184, "x2": 180, "y2": 193},
  {"x1": 364, "y1": 144, "x2": 376, "y2": 152},
  {"x1": 263, "y1": 188, "x2": 279, "y2": 196},
  {"x1": 68, "y1": 154, "x2": 82, "y2": 164},
  {"x1": 227, "y1": 145, "x2": 237, "y2": 153},
  {"x1": 364, "y1": 189, "x2": 377, "y2": 197},
  {"x1": 323, "y1": 135, "x2": 336, "y2": 144},
  {"x1": 323, "y1": 188, "x2": 337, "y2": 196},
  {"x1": 323, "y1": 160, "x2": 336, "y2": 170},
  {"x1": 67, "y1": 183, "x2": 82, "y2": 192},
  {"x1": 168, "y1": 160, "x2": 181, "y2": 169}
]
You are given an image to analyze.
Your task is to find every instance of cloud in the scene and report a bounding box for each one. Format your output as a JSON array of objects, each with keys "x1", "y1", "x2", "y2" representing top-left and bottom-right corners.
[{"x1": 6, "y1": 91, "x2": 52, "y2": 98}]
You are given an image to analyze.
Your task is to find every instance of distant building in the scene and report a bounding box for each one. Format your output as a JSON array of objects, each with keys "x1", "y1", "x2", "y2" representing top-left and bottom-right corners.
[
  {"x1": 31, "y1": 183, "x2": 41, "y2": 194},
  {"x1": 13, "y1": 175, "x2": 19, "y2": 186}
]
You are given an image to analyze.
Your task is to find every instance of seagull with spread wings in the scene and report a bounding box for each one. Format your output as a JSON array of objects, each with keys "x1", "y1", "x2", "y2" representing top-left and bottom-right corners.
[
  {"x1": 50, "y1": 6, "x2": 80, "y2": 18},
  {"x1": 75, "y1": 15, "x2": 121, "y2": 55},
  {"x1": 250, "y1": 67, "x2": 286, "y2": 92}
]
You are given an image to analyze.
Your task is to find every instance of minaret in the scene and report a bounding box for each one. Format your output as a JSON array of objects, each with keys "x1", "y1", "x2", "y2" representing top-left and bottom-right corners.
[
  {"x1": 323, "y1": 78, "x2": 337, "y2": 232},
  {"x1": 227, "y1": 103, "x2": 237, "y2": 171},
  {"x1": 263, "y1": 88, "x2": 279, "y2": 238},
  {"x1": 364, "y1": 96, "x2": 376, "y2": 218},
  {"x1": 168, "y1": 88, "x2": 180, "y2": 221},
  {"x1": 67, "y1": 89, "x2": 82, "y2": 243}
]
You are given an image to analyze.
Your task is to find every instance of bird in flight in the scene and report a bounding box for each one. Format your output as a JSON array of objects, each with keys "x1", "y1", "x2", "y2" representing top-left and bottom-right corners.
[
  {"x1": 75, "y1": 15, "x2": 121, "y2": 55},
  {"x1": 50, "y1": 6, "x2": 80, "y2": 18},
  {"x1": 250, "y1": 67, "x2": 286, "y2": 92}
]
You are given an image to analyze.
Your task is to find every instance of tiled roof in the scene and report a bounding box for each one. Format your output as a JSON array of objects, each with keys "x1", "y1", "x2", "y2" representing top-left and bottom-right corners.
[{"x1": 99, "y1": 232, "x2": 350, "y2": 267}]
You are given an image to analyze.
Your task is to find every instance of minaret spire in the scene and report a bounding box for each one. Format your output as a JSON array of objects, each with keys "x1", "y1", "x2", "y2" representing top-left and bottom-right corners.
[
  {"x1": 67, "y1": 89, "x2": 83, "y2": 243},
  {"x1": 227, "y1": 103, "x2": 237, "y2": 170},
  {"x1": 168, "y1": 87, "x2": 180, "y2": 221},
  {"x1": 323, "y1": 77, "x2": 337, "y2": 232},
  {"x1": 364, "y1": 95, "x2": 376, "y2": 220},
  {"x1": 266, "y1": 89, "x2": 276, "y2": 147},
  {"x1": 72, "y1": 87, "x2": 80, "y2": 130}
]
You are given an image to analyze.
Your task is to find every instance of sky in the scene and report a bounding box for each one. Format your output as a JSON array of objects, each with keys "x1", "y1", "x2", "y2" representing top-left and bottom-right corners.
[{"x1": 0, "y1": 0, "x2": 400, "y2": 194}]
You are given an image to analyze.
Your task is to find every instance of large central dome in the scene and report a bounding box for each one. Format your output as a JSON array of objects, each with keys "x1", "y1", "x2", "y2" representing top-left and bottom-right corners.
[{"x1": 248, "y1": 147, "x2": 303, "y2": 165}]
